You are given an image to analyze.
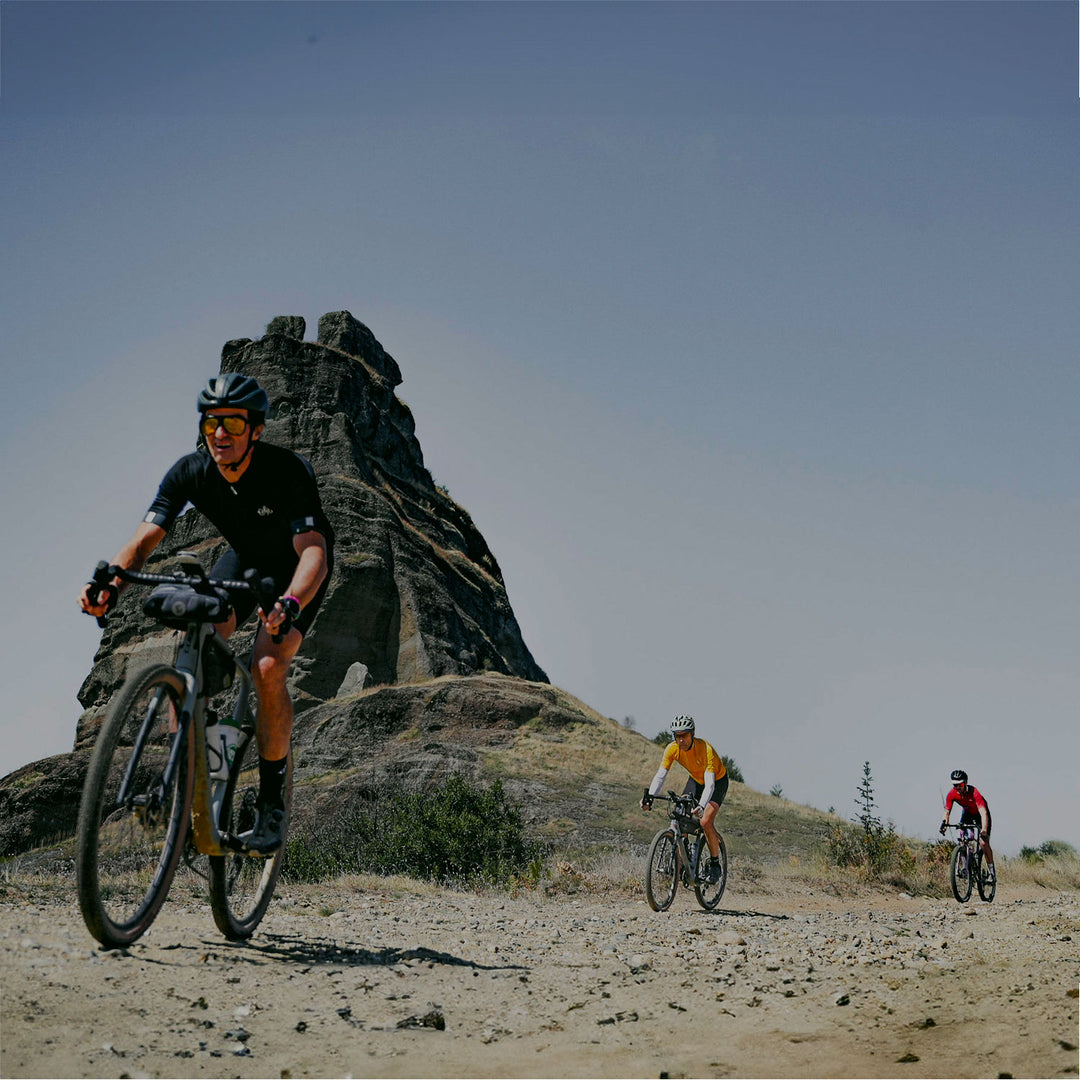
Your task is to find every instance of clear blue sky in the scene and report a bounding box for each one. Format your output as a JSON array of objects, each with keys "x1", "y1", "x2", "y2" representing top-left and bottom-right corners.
[{"x1": 2, "y1": 1, "x2": 1078, "y2": 856}]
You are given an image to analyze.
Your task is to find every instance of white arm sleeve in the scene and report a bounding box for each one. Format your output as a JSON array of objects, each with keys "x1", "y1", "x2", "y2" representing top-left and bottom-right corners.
[
  {"x1": 698, "y1": 771, "x2": 716, "y2": 810},
  {"x1": 648, "y1": 766, "x2": 668, "y2": 797}
]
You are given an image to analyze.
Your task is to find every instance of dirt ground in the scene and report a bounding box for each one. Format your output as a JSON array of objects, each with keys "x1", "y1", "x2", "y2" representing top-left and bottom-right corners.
[{"x1": 1, "y1": 877, "x2": 1078, "y2": 1080}]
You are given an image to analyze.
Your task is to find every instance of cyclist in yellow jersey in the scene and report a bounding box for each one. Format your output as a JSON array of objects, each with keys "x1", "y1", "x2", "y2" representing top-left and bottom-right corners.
[{"x1": 641, "y1": 715, "x2": 728, "y2": 883}]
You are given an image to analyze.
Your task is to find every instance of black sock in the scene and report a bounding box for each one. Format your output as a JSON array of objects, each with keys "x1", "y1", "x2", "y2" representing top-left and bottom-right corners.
[{"x1": 258, "y1": 756, "x2": 287, "y2": 809}]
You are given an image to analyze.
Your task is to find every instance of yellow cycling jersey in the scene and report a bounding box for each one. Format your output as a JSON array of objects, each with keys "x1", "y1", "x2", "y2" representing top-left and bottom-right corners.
[{"x1": 661, "y1": 737, "x2": 725, "y2": 786}]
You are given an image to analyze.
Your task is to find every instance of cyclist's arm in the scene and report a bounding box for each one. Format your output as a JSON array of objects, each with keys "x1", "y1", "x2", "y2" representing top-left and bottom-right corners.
[
  {"x1": 939, "y1": 789, "x2": 955, "y2": 833},
  {"x1": 697, "y1": 770, "x2": 716, "y2": 810},
  {"x1": 285, "y1": 530, "x2": 328, "y2": 607},
  {"x1": 79, "y1": 522, "x2": 166, "y2": 616},
  {"x1": 259, "y1": 529, "x2": 328, "y2": 633},
  {"x1": 647, "y1": 766, "x2": 669, "y2": 798}
]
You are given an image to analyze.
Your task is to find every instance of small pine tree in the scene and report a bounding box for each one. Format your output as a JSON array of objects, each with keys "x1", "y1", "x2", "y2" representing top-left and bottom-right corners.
[{"x1": 855, "y1": 761, "x2": 882, "y2": 838}]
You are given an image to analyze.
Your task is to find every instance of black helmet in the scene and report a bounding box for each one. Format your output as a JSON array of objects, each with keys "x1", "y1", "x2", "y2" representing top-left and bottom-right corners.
[
  {"x1": 950, "y1": 769, "x2": 968, "y2": 784},
  {"x1": 197, "y1": 373, "x2": 269, "y2": 421}
]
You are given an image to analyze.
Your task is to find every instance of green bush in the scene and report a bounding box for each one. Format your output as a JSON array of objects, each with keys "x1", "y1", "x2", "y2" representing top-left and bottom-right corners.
[
  {"x1": 283, "y1": 774, "x2": 542, "y2": 887},
  {"x1": 1020, "y1": 839, "x2": 1077, "y2": 863},
  {"x1": 822, "y1": 760, "x2": 917, "y2": 882}
]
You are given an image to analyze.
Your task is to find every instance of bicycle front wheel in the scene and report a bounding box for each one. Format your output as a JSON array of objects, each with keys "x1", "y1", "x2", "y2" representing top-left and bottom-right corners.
[
  {"x1": 77, "y1": 665, "x2": 193, "y2": 948},
  {"x1": 976, "y1": 852, "x2": 996, "y2": 903},
  {"x1": 950, "y1": 844, "x2": 973, "y2": 903},
  {"x1": 209, "y1": 735, "x2": 290, "y2": 940},
  {"x1": 693, "y1": 833, "x2": 728, "y2": 910},
  {"x1": 645, "y1": 829, "x2": 679, "y2": 911}
]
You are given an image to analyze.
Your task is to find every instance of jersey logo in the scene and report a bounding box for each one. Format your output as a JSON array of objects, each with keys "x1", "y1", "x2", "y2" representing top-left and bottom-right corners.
[{"x1": 257, "y1": 505, "x2": 274, "y2": 516}]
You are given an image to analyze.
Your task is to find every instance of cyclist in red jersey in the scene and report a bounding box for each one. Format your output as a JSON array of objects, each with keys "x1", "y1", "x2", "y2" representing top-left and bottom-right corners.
[{"x1": 940, "y1": 769, "x2": 996, "y2": 882}]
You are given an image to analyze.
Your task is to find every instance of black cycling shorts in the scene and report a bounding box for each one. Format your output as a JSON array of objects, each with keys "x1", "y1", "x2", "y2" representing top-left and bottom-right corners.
[
  {"x1": 683, "y1": 773, "x2": 729, "y2": 809},
  {"x1": 210, "y1": 547, "x2": 330, "y2": 638},
  {"x1": 959, "y1": 807, "x2": 992, "y2": 839}
]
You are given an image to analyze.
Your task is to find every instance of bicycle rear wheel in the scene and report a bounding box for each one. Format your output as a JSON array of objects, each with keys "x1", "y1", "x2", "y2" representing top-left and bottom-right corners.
[
  {"x1": 77, "y1": 665, "x2": 193, "y2": 948},
  {"x1": 209, "y1": 734, "x2": 290, "y2": 940},
  {"x1": 693, "y1": 833, "x2": 728, "y2": 910},
  {"x1": 950, "y1": 844, "x2": 973, "y2": 903},
  {"x1": 645, "y1": 829, "x2": 679, "y2": 911},
  {"x1": 976, "y1": 852, "x2": 996, "y2": 903}
]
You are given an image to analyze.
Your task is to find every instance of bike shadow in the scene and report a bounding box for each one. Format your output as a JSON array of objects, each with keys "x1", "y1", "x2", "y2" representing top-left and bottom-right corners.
[
  {"x1": 205, "y1": 933, "x2": 529, "y2": 971},
  {"x1": 691, "y1": 908, "x2": 790, "y2": 920}
]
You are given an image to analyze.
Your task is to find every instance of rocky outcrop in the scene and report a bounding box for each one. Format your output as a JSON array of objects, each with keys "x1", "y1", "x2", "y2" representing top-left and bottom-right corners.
[
  {"x1": 0, "y1": 673, "x2": 592, "y2": 859},
  {"x1": 71, "y1": 312, "x2": 546, "y2": 749},
  {"x1": 1, "y1": 312, "x2": 561, "y2": 857}
]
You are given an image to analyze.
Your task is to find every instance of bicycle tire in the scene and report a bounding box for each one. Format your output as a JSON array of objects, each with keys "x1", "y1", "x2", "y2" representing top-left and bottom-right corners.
[
  {"x1": 645, "y1": 828, "x2": 679, "y2": 911},
  {"x1": 976, "y1": 851, "x2": 996, "y2": 903},
  {"x1": 209, "y1": 735, "x2": 290, "y2": 940},
  {"x1": 693, "y1": 833, "x2": 728, "y2": 910},
  {"x1": 76, "y1": 665, "x2": 193, "y2": 948},
  {"x1": 949, "y1": 843, "x2": 973, "y2": 903}
]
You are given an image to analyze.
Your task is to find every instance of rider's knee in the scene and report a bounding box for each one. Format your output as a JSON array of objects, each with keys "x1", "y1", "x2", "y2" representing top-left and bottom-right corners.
[{"x1": 253, "y1": 651, "x2": 289, "y2": 688}]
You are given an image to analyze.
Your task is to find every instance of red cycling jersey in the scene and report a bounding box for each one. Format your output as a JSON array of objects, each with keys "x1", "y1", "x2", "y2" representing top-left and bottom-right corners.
[{"x1": 945, "y1": 784, "x2": 989, "y2": 818}]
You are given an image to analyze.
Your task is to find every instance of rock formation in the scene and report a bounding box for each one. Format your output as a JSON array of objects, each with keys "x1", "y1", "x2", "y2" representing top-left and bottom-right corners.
[
  {"x1": 2, "y1": 312, "x2": 552, "y2": 856},
  {"x1": 74, "y1": 311, "x2": 547, "y2": 747}
]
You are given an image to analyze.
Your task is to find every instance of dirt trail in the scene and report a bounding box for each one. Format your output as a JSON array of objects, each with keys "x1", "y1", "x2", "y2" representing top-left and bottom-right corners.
[{"x1": 2, "y1": 881, "x2": 1078, "y2": 1079}]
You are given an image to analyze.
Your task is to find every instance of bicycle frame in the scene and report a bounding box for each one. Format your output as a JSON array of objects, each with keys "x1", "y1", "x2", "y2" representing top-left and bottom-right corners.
[
  {"x1": 179, "y1": 623, "x2": 257, "y2": 856},
  {"x1": 956, "y1": 823, "x2": 979, "y2": 852},
  {"x1": 100, "y1": 560, "x2": 264, "y2": 857},
  {"x1": 658, "y1": 793, "x2": 707, "y2": 885}
]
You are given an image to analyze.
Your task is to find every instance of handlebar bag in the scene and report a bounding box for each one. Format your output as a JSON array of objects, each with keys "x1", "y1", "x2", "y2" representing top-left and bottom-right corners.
[{"x1": 143, "y1": 584, "x2": 231, "y2": 629}]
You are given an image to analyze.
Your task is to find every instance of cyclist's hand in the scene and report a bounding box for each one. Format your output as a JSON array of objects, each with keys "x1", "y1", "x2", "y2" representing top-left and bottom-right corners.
[
  {"x1": 259, "y1": 595, "x2": 299, "y2": 639},
  {"x1": 79, "y1": 581, "x2": 116, "y2": 619},
  {"x1": 259, "y1": 601, "x2": 291, "y2": 636},
  {"x1": 640, "y1": 796, "x2": 653, "y2": 811},
  {"x1": 939, "y1": 821, "x2": 948, "y2": 836},
  {"x1": 692, "y1": 805, "x2": 704, "y2": 820}
]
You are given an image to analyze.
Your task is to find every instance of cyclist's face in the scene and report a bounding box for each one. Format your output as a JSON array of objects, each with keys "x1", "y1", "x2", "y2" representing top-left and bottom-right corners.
[
  {"x1": 203, "y1": 409, "x2": 261, "y2": 466},
  {"x1": 674, "y1": 730, "x2": 693, "y2": 748}
]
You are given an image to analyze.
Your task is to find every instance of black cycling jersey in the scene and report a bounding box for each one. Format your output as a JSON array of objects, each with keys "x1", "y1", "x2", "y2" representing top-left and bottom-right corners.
[{"x1": 144, "y1": 442, "x2": 335, "y2": 583}]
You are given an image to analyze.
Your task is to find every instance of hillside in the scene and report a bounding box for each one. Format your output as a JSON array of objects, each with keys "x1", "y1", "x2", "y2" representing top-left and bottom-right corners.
[
  {"x1": 283, "y1": 671, "x2": 836, "y2": 871},
  {"x1": 0, "y1": 312, "x2": 833, "y2": 870}
]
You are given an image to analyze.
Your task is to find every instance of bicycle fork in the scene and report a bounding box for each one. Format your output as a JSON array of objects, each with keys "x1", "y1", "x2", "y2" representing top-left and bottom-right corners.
[{"x1": 118, "y1": 676, "x2": 195, "y2": 825}]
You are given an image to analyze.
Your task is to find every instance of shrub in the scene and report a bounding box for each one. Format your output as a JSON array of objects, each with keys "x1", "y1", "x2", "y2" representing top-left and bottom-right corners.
[
  {"x1": 822, "y1": 760, "x2": 918, "y2": 883},
  {"x1": 284, "y1": 773, "x2": 542, "y2": 887},
  {"x1": 652, "y1": 731, "x2": 670, "y2": 746},
  {"x1": 721, "y1": 756, "x2": 744, "y2": 783},
  {"x1": 1020, "y1": 839, "x2": 1077, "y2": 863}
]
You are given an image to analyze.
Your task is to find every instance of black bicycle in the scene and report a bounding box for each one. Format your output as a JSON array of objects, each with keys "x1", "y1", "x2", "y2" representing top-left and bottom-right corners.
[
  {"x1": 77, "y1": 553, "x2": 292, "y2": 948},
  {"x1": 946, "y1": 822, "x2": 996, "y2": 903},
  {"x1": 643, "y1": 791, "x2": 728, "y2": 911}
]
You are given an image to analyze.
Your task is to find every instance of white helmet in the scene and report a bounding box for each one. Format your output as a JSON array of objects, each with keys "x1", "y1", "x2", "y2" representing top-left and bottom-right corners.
[{"x1": 670, "y1": 715, "x2": 695, "y2": 735}]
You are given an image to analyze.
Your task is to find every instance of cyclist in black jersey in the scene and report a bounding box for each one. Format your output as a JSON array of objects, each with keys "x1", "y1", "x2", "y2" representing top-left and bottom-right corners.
[{"x1": 79, "y1": 374, "x2": 334, "y2": 854}]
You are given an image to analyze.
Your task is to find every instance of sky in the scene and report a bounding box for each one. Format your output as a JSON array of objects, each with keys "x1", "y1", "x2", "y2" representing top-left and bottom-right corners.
[{"x1": 2, "y1": 1, "x2": 1078, "y2": 858}]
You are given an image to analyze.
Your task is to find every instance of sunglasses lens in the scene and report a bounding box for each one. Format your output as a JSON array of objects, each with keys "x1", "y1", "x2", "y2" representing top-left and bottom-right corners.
[{"x1": 202, "y1": 415, "x2": 248, "y2": 435}]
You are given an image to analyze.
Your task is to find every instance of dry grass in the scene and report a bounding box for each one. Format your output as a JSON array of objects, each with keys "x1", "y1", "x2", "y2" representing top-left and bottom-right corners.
[{"x1": 1001, "y1": 852, "x2": 1080, "y2": 891}]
